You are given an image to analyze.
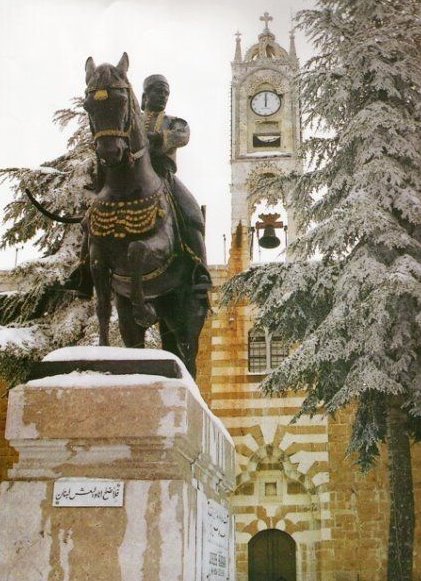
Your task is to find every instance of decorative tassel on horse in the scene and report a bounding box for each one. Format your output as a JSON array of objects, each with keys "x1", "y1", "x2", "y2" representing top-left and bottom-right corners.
[{"x1": 88, "y1": 196, "x2": 165, "y2": 239}]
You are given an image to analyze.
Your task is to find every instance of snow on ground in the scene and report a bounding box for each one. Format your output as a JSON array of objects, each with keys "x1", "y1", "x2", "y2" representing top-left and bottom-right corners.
[{"x1": 0, "y1": 325, "x2": 47, "y2": 351}]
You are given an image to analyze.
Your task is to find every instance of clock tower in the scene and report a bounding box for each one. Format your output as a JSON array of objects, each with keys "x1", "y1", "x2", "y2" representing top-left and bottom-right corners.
[
  {"x1": 231, "y1": 13, "x2": 301, "y2": 259},
  {"x1": 195, "y1": 13, "x2": 421, "y2": 581}
]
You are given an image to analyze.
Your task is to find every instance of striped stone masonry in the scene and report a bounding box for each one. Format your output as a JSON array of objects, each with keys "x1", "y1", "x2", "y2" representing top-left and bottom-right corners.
[{"x1": 195, "y1": 225, "x2": 421, "y2": 580}]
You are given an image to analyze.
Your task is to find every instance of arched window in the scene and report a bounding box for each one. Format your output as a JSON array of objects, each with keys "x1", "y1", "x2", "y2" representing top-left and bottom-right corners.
[
  {"x1": 248, "y1": 529, "x2": 296, "y2": 581},
  {"x1": 248, "y1": 329, "x2": 288, "y2": 373}
]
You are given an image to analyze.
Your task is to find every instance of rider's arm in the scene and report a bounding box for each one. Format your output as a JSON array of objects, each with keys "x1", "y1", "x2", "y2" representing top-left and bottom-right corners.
[{"x1": 162, "y1": 117, "x2": 190, "y2": 154}]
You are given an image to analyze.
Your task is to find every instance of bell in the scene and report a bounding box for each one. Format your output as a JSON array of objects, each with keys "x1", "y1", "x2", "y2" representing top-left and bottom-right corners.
[{"x1": 258, "y1": 225, "x2": 281, "y2": 249}]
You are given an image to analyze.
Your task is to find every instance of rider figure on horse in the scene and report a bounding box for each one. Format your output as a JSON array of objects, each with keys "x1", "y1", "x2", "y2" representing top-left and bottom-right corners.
[
  {"x1": 141, "y1": 74, "x2": 211, "y2": 292},
  {"x1": 66, "y1": 74, "x2": 211, "y2": 298}
]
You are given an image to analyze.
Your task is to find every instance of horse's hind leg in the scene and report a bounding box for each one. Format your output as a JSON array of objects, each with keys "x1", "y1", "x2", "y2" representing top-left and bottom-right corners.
[
  {"x1": 158, "y1": 291, "x2": 208, "y2": 379},
  {"x1": 159, "y1": 319, "x2": 183, "y2": 360},
  {"x1": 90, "y1": 253, "x2": 112, "y2": 346},
  {"x1": 179, "y1": 293, "x2": 208, "y2": 379},
  {"x1": 115, "y1": 294, "x2": 146, "y2": 348}
]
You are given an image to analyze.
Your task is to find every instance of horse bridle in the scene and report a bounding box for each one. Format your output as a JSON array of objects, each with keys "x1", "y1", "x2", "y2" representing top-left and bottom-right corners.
[{"x1": 85, "y1": 83, "x2": 146, "y2": 161}]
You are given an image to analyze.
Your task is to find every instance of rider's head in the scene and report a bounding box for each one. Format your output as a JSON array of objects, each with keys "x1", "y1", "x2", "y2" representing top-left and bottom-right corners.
[{"x1": 141, "y1": 75, "x2": 170, "y2": 112}]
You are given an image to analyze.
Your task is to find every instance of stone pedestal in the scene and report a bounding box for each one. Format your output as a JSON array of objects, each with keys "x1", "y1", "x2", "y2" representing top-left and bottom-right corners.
[{"x1": 0, "y1": 347, "x2": 235, "y2": 581}]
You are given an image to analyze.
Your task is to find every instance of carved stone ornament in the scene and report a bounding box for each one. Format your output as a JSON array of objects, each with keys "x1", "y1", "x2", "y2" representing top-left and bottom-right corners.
[
  {"x1": 241, "y1": 70, "x2": 290, "y2": 95},
  {"x1": 245, "y1": 162, "x2": 285, "y2": 212},
  {"x1": 244, "y1": 42, "x2": 290, "y2": 64}
]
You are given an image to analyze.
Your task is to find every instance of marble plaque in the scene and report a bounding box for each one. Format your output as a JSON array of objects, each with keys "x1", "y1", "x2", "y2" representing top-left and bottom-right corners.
[
  {"x1": 203, "y1": 499, "x2": 230, "y2": 580},
  {"x1": 53, "y1": 479, "x2": 124, "y2": 507}
]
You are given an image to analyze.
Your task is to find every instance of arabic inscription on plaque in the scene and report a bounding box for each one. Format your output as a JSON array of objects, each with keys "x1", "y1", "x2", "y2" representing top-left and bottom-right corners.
[
  {"x1": 203, "y1": 499, "x2": 229, "y2": 580},
  {"x1": 53, "y1": 479, "x2": 124, "y2": 507}
]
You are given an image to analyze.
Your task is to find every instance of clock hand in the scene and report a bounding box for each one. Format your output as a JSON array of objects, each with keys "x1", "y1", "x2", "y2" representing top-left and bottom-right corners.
[{"x1": 265, "y1": 93, "x2": 267, "y2": 108}]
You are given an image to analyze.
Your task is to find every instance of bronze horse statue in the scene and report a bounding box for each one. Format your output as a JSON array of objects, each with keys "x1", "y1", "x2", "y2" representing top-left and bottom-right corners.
[{"x1": 27, "y1": 53, "x2": 208, "y2": 378}]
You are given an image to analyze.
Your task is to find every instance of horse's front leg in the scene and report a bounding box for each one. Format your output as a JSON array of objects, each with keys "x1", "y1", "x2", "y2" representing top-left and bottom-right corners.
[
  {"x1": 128, "y1": 240, "x2": 157, "y2": 327},
  {"x1": 115, "y1": 293, "x2": 147, "y2": 348},
  {"x1": 90, "y1": 246, "x2": 112, "y2": 345}
]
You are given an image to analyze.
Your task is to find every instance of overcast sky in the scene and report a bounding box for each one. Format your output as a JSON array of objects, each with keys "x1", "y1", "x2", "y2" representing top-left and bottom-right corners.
[{"x1": 0, "y1": 0, "x2": 313, "y2": 269}]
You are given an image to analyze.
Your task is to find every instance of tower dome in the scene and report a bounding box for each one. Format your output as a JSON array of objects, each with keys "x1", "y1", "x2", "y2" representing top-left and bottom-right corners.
[{"x1": 243, "y1": 12, "x2": 289, "y2": 62}]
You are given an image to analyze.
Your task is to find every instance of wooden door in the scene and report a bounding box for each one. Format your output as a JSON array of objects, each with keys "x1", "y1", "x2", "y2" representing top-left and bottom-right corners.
[{"x1": 248, "y1": 529, "x2": 296, "y2": 581}]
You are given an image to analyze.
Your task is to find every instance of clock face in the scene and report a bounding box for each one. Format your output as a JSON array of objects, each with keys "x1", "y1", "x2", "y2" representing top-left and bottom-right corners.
[{"x1": 250, "y1": 91, "x2": 281, "y2": 116}]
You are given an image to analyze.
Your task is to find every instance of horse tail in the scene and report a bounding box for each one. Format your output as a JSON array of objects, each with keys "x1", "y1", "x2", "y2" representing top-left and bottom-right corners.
[{"x1": 25, "y1": 189, "x2": 83, "y2": 224}]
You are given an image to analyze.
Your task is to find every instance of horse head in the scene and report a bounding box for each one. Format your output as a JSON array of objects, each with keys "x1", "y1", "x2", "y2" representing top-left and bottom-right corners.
[{"x1": 84, "y1": 53, "x2": 144, "y2": 168}]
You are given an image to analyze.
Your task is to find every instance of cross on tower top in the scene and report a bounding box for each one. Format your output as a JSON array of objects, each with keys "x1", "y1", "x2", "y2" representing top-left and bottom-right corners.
[
  {"x1": 235, "y1": 31, "x2": 242, "y2": 41},
  {"x1": 260, "y1": 11, "x2": 273, "y2": 30}
]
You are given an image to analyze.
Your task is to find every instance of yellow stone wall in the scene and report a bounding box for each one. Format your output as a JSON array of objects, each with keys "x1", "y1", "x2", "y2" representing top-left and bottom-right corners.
[
  {"x1": 196, "y1": 224, "x2": 421, "y2": 580},
  {"x1": 323, "y1": 409, "x2": 421, "y2": 581},
  {"x1": 0, "y1": 270, "x2": 19, "y2": 480},
  {"x1": 0, "y1": 385, "x2": 18, "y2": 482}
]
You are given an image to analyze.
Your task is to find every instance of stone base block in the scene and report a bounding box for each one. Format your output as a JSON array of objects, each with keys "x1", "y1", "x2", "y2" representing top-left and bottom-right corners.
[
  {"x1": 0, "y1": 347, "x2": 235, "y2": 581},
  {"x1": 0, "y1": 480, "x2": 231, "y2": 580}
]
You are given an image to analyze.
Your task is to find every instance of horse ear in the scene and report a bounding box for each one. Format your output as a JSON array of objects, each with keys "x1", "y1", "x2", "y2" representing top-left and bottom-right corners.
[
  {"x1": 85, "y1": 57, "x2": 96, "y2": 84},
  {"x1": 117, "y1": 52, "x2": 129, "y2": 74}
]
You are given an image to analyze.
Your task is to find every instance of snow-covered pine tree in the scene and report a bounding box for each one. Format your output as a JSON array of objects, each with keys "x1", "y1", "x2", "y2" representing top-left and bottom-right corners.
[
  {"x1": 223, "y1": 1, "x2": 421, "y2": 579},
  {"x1": 0, "y1": 98, "x2": 106, "y2": 385}
]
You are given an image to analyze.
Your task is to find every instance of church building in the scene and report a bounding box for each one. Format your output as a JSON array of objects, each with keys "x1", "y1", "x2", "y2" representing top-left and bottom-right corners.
[{"x1": 196, "y1": 13, "x2": 421, "y2": 581}]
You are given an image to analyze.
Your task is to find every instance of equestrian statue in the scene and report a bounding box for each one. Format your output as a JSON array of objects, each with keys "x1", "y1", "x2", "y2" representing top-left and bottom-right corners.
[{"x1": 26, "y1": 53, "x2": 211, "y2": 378}]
